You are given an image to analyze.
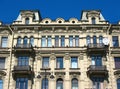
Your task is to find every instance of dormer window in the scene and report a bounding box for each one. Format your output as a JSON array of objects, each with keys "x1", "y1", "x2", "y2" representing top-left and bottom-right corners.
[
  {"x1": 92, "y1": 17, "x2": 96, "y2": 24},
  {"x1": 25, "y1": 18, "x2": 29, "y2": 24}
]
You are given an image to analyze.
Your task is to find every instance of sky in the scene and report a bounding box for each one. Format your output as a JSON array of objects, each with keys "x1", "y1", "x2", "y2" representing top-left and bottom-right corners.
[{"x1": 0, "y1": 0, "x2": 120, "y2": 24}]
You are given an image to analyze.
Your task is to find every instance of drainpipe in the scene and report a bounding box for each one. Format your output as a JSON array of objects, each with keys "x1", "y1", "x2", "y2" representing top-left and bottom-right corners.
[
  {"x1": 106, "y1": 24, "x2": 113, "y2": 89},
  {"x1": 7, "y1": 25, "x2": 14, "y2": 89}
]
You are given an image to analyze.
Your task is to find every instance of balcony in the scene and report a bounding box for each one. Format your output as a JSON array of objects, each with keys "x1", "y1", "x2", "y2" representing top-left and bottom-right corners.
[
  {"x1": 87, "y1": 43, "x2": 108, "y2": 54},
  {"x1": 87, "y1": 65, "x2": 108, "y2": 77},
  {"x1": 12, "y1": 65, "x2": 33, "y2": 78},
  {"x1": 14, "y1": 44, "x2": 34, "y2": 53}
]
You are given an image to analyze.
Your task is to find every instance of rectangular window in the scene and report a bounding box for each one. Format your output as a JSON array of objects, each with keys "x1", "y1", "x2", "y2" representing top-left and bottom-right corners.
[
  {"x1": 1, "y1": 37, "x2": 8, "y2": 47},
  {"x1": 0, "y1": 58, "x2": 5, "y2": 69},
  {"x1": 18, "y1": 56, "x2": 29, "y2": 66},
  {"x1": 47, "y1": 36, "x2": 52, "y2": 47},
  {"x1": 114, "y1": 57, "x2": 120, "y2": 69},
  {"x1": 75, "y1": 36, "x2": 79, "y2": 47},
  {"x1": 69, "y1": 36, "x2": 73, "y2": 47},
  {"x1": 92, "y1": 77, "x2": 104, "y2": 89},
  {"x1": 61, "y1": 36, "x2": 65, "y2": 47},
  {"x1": 42, "y1": 57, "x2": 49, "y2": 68},
  {"x1": 16, "y1": 78, "x2": 28, "y2": 89},
  {"x1": 56, "y1": 57, "x2": 63, "y2": 68},
  {"x1": 55, "y1": 36, "x2": 59, "y2": 47},
  {"x1": 41, "y1": 36, "x2": 46, "y2": 47},
  {"x1": 91, "y1": 55, "x2": 102, "y2": 66},
  {"x1": 71, "y1": 57, "x2": 78, "y2": 68},
  {"x1": 112, "y1": 36, "x2": 119, "y2": 47},
  {"x1": 0, "y1": 79, "x2": 3, "y2": 89}
]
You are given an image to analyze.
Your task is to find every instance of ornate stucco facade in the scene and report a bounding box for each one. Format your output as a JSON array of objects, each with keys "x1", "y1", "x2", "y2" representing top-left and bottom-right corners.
[{"x1": 0, "y1": 10, "x2": 120, "y2": 89}]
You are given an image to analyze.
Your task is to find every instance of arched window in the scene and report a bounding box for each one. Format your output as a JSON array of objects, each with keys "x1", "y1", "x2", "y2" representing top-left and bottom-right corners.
[
  {"x1": 72, "y1": 78, "x2": 78, "y2": 89},
  {"x1": 117, "y1": 78, "x2": 120, "y2": 89},
  {"x1": 30, "y1": 37, "x2": 34, "y2": 46},
  {"x1": 56, "y1": 78, "x2": 63, "y2": 89},
  {"x1": 93, "y1": 36, "x2": 97, "y2": 44},
  {"x1": 86, "y1": 36, "x2": 91, "y2": 45},
  {"x1": 42, "y1": 78, "x2": 48, "y2": 89},
  {"x1": 23, "y1": 37, "x2": 28, "y2": 45},
  {"x1": 92, "y1": 17, "x2": 96, "y2": 24},
  {"x1": 17, "y1": 37, "x2": 21, "y2": 45},
  {"x1": 99, "y1": 36, "x2": 103, "y2": 44},
  {"x1": 25, "y1": 18, "x2": 29, "y2": 24},
  {"x1": 0, "y1": 79, "x2": 3, "y2": 89}
]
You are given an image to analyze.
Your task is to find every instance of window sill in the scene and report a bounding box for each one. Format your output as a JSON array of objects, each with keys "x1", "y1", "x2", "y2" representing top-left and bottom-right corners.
[
  {"x1": 69, "y1": 68, "x2": 80, "y2": 70},
  {"x1": 55, "y1": 68, "x2": 65, "y2": 70},
  {"x1": 40, "y1": 68, "x2": 51, "y2": 70}
]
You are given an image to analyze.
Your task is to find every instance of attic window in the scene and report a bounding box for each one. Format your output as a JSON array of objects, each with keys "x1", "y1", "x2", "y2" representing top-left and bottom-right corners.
[
  {"x1": 72, "y1": 21, "x2": 75, "y2": 23},
  {"x1": 45, "y1": 21, "x2": 49, "y2": 23},
  {"x1": 58, "y1": 21, "x2": 62, "y2": 23},
  {"x1": 92, "y1": 17, "x2": 96, "y2": 24},
  {"x1": 25, "y1": 18, "x2": 29, "y2": 24}
]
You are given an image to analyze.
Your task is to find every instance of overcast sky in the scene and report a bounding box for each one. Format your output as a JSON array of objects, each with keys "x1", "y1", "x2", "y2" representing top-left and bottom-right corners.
[{"x1": 0, "y1": 0, "x2": 120, "y2": 23}]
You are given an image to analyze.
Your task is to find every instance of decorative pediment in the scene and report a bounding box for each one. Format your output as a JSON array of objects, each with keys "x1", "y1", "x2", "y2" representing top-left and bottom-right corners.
[
  {"x1": 54, "y1": 29, "x2": 66, "y2": 32},
  {"x1": 18, "y1": 29, "x2": 35, "y2": 33},
  {"x1": 87, "y1": 11, "x2": 100, "y2": 17},
  {"x1": 86, "y1": 29, "x2": 103, "y2": 33},
  {"x1": 68, "y1": 29, "x2": 78, "y2": 33},
  {"x1": 0, "y1": 70, "x2": 6, "y2": 77},
  {"x1": 0, "y1": 30, "x2": 10, "y2": 34},
  {"x1": 112, "y1": 30, "x2": 120, "y2": 33}
]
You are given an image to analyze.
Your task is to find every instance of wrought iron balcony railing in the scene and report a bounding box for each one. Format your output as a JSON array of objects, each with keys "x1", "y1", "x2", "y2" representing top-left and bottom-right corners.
[
  {"x1": 87, "y1": 43, "x2": 105, "y2": 48},
  {"x1": 14, "y1": 65, "x2": 31, "y2": 71},
  {"x1": 15, "y1": 44, "x2": 33, "y2": 48},
  {"x1": 87, "y1": 65, "x2": 108, "y2": 77}
]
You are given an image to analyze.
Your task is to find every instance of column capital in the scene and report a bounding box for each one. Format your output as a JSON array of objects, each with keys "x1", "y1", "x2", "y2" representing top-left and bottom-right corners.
[
  {"x1": 64, "y1": 53, "x2": 70, "y2": 60},
  {"x1": 50, "y1": 53, "x2": 56, "y2": 60}
]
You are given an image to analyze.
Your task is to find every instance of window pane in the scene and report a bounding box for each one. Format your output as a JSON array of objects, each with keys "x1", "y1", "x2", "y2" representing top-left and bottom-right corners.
[
  {"x1": 56, "y1": 57, "x2": 63, "y2": 68},
  {"x1": 48, "y1": 36, "x2": 52, "y2": 47},
  {"x1": 42, "y1": 57, "x2": 49, "y2": 68},
  {"x1": 0, "y1": 79, "x2": 3, "y2": 89},
  {"x1": 25, "y1": 18, "x2": 29, "y2": 24},
  {"x1": 91, "y1": 55, "x2": 102, "y2": 66},
  {"x1": 61, "y1": 36, "x2": 65, "y2": 47},
  {"x1": 91, "y1": 77, "x2": 104, "y2": 89},
  {"x1": 57, "y1": 79, "x2": 63, "y2": 89},
  {"x1": 42, "y1": 78, "x2": 48, "y2": 89},
  {"x1": 23, "y1": 37, "x2": 28, "y2": 45},
  {"x1": 72, "y1": 79, "x2": 78, "y2": 89},
  {"x1": 1, "y1": 37, "x2": 8, "y2": 47},
  {"x1": 69, "y1": 36, "x2": 73, "y2": 47},
  {"x1": 92, "y1": 18, "x2": 96, "y2": 24},
  {"x1": 75, "y1": 36, "x2": 79, "y2": 47},
  {"x1": 112, "y1": 36, "x2": 119, "y2": 47},
  {"x1": 16, "y1": 78, "x2": 28, "y2": 89},
  {"x1": 42, "y1": 36, "x2": 46, "y2": 47},
  {"x1": 71, "y1": 57, "x2": 78, "y2": 68},
  {"x1": 18, "y1": 56, "x2": 29, "y2": 66},
  {"x1": 30, "y1": 37, "x2": 34, "y2": 46},
  {"x1": 0, "y1": 58, "x2": 5, "y2": 69},
  {"x1": 93, "y1": 36, "x2": 97, "y2": 44},
  {"x1": 99, "y1": 36, "x2": 103, "y2": 43},
  {"x1": 114, "y1": 57, "x2": 120, "y2": 69},
  {"x1": 86, "y1": 36, "x2": 90, "y2": 45},
  {"x1": 55, "y1": 36, "x2": 59, "y2": 47},
  {"x1": 117, "y1": 79, "x2": 120, "y2": 89},
  {"x1": 17, "y1": 37, "x2": 21, "y2": 45}
]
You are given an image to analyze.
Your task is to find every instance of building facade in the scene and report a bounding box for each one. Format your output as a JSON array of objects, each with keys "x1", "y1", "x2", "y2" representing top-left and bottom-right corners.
[{"x1": 0, "y1": 10, "x2": 120, "y2": 89}]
